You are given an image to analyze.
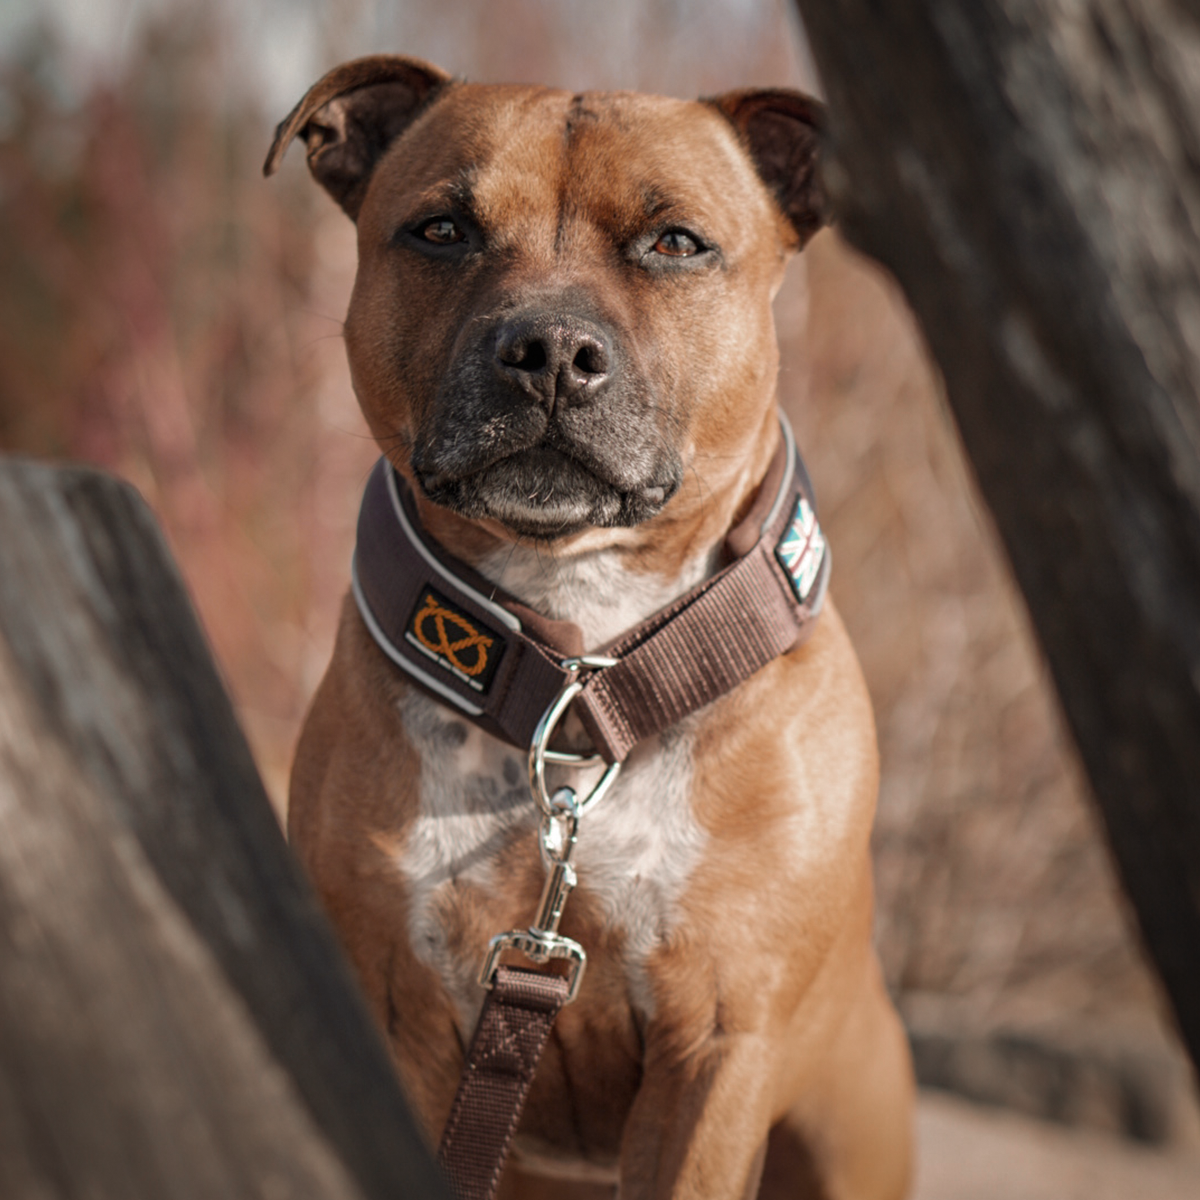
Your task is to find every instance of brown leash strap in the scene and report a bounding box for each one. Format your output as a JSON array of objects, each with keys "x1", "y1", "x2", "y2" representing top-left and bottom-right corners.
[{"x1": 437, "y1": 966, "x2": 570, "y2": 1200}]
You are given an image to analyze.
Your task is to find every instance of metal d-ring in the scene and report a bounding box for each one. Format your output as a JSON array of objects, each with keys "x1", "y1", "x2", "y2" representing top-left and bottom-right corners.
[{"x1": 528, "y1": 655, "x2": 621, "y2": 818}]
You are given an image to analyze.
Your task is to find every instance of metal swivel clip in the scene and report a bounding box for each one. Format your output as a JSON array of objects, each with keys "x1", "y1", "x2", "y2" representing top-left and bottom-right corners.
[{"x1": 479, "y1": 656, "x2": 620, "y2": 1004}]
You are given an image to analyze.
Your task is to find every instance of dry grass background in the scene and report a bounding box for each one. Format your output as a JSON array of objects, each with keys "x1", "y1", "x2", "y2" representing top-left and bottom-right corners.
[
  {"x1": 786, "y1": 238, "x2": 1198, "y2": 1145},
  {"x1": 1, "y1": 0, "x2": 1194, "y2": 1150}
]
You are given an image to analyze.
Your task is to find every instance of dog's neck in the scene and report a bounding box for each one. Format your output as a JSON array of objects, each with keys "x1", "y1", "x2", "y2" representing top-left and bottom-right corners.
[
  {"x1": 407, "y1": 407, "x2": 782, "y2": 652},
  {"x1": 472, "y1": 539, "x2": 723, "y2": 650}
]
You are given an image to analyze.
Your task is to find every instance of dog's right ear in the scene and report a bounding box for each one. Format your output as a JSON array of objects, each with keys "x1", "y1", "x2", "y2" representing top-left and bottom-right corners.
[
  {"x1": 264, "y1": 55, "x2": 452, "y2": 220},
  {"x1": 706, "y1": 89, "x2": 826, "y2": 250}
]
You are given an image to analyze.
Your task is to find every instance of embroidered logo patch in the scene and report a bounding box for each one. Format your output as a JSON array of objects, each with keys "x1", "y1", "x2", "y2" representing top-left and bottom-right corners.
[
  {"x1": 405, "y1": 588, "x2": 505, "y2": 692},
  {"x1": 775, "y1": 496, "x2": 826, "y2": 603}
]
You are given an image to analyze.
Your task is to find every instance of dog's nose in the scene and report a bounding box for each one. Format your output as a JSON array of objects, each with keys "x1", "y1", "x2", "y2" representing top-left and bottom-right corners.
[{"x1": 494, "y1": 314, "x2": 612, "y2": 409}]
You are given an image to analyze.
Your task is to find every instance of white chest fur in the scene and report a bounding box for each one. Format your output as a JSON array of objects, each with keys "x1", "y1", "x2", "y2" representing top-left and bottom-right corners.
[
  {"x1": 398, "y1": 692, "x2": 706, "y2": 1026},
  {"x1": 397, "y1": 541, "x2": 716, "y2": 1027},
  {"x1": 476, "y1": 540, "x2": 719, "y2": 648}
]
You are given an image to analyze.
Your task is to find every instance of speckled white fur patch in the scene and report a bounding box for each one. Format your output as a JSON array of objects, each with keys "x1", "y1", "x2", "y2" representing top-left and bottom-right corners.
[
  {"x1": 397, "y1": 543, "x2": 714, "y2": 1028},
  {"x1": 397, "y1": 690, "x2": 534, "y2": 1023}
]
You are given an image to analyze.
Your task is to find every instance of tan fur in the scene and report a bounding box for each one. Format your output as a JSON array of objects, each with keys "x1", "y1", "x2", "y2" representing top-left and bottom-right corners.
[{"x1": 282, "y1": 61, "x2": 913, "y2": 1200}]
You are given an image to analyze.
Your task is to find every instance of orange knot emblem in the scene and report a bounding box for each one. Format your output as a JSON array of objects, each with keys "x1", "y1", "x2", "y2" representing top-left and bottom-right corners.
[{"x1": 412, "y1": 593, "x2": 493, "y2": 677}]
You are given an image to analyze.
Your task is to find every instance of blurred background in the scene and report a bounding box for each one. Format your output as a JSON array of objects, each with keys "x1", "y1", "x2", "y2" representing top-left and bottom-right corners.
[{"x1": 2, "y1": 0, "x2": 1197, "y2": 1191}]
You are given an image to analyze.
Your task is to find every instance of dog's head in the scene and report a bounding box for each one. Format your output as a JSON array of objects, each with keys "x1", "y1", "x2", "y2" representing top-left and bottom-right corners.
[{"x1": 267, "y1": 56, "x2": 825, "y2": 547}]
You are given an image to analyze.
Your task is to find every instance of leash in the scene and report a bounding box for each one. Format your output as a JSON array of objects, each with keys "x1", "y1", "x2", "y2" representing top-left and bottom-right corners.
[{"x1": 351, "y1": 413, "x2": 829, "y2": 1200}]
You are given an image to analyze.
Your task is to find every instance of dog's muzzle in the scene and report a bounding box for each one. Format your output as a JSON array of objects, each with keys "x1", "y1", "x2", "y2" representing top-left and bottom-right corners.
[{"x1": 411, "y1": 304, "x2": 682, "y2": 537}]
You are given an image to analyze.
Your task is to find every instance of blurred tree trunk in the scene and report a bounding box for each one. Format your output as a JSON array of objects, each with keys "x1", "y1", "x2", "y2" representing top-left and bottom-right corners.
[
  {"x1": 792, "y1": 1, "x2": 1200, "y2": 1071},
  {"x1": 0, "y1": 460, "x2": 448, "y2": 1200}
]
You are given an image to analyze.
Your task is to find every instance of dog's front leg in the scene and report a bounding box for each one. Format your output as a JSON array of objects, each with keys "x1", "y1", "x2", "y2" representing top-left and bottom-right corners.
[{"x1": 618, "y1": 1031, "x2": 774, "y2": 1200}]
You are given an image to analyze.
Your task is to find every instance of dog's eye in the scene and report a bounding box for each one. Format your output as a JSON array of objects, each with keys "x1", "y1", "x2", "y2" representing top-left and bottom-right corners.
[
  {"x1": 421, "y1": 219, "x2": 466, "y2": 245},
  {"x1": 653, "y1": 230, "x2": 699, "y2": 257}
]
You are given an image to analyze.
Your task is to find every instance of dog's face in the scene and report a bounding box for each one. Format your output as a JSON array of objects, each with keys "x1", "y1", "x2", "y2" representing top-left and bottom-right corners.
[{"x1": 267, "y1": 57, "x2": 825, "y2": 544}]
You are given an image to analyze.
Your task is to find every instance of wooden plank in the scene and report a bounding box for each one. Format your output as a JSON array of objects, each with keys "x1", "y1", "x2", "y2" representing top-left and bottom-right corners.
[
  {"x1": 793, "y1": 1, "x2": 1200, "y2": 1070},
  {"x1": 0, "y1": 458, "x2": 449, "y2": 1200}
]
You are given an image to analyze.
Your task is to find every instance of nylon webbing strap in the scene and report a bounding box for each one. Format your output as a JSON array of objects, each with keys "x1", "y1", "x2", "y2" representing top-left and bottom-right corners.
[
  {"x1": 437, "y1": 967, "x2": 570, "y2": 1200},
  {"x1": 575, "y1": 502, "x2": 829, "y2": 762}
]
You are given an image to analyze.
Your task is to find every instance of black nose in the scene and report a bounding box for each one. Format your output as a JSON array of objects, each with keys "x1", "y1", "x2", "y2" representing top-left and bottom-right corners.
[{"x1": 494, "y1": 313, "x2": 613, "y2": 409}]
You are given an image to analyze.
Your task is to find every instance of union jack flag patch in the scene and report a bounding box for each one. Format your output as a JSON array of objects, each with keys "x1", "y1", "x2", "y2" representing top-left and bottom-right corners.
[{"x1": 775, "y1": 496, "x2": 826, "y2": 603}]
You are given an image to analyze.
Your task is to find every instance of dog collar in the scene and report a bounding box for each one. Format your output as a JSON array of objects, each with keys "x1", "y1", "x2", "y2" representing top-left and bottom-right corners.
[{"x1": 351, "y1": 413, "x2": 829, "y2": 763}]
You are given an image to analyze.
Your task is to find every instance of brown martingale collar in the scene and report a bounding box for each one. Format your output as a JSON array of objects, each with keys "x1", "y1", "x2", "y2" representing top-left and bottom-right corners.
[{"x1": 351, "y1": 412, "x2": 829, "y2": 1200}]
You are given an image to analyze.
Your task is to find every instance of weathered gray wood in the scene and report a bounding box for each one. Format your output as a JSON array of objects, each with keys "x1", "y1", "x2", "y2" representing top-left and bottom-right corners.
[
  {"x1": 0, "y1": 458, "x2": 449, "y2": 1200},
  {"x1": 793, "y1": 1, "x2": 1200, "y2": 1070}
]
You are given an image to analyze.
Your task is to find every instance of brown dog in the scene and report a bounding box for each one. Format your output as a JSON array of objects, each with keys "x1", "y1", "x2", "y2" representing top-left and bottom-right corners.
[{"x1": 268, "y1": 55, "x2": 913, "y2": 1200}]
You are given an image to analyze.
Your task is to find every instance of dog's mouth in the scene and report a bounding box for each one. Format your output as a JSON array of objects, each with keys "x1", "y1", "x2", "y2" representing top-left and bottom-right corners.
[
  {"x1": 416, "y1": 443, "x2": 679, "y2": 539},
  {"x1": 410, "y1": 299, "x2": 684, "y2": 539}
]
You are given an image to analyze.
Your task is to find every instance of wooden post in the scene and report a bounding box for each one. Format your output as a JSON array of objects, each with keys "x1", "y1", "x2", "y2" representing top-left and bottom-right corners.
[
  {"x1": 793, "y1": 1, "x2": 1200, "y2": 1071},
  {"x1": 0, "y1": 459, "x2": 450, "y2": 1200}
]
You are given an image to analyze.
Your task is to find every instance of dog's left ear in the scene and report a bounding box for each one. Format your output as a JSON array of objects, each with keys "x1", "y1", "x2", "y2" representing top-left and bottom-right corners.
[
  {"x1": 264, "y1": 54, "x2": 452, "y2": 220},
  {"x1": 706, "y1": 89, "x2": 827, "y2": 249}
]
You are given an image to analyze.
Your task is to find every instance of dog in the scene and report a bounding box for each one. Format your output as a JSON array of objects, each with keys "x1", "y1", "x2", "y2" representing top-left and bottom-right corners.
[{"x1": 267, "y1": 55, "x2": 914, "y2": 1200}]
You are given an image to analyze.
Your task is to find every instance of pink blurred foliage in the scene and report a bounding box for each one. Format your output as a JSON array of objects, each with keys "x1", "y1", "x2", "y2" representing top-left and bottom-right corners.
[{"x1": 0, "y1": 19, "x2": 377, "y2": 809}]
